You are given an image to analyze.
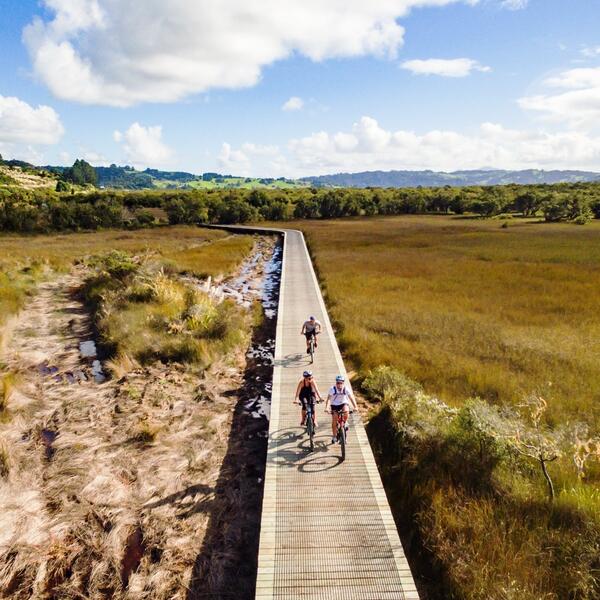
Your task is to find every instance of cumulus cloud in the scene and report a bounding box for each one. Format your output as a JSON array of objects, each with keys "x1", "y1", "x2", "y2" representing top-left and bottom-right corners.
[
  {"x1": 286, "y1": 116, "x2": 600, "y2": 174},
  {"x1": 282, "y1": 96, "x2": 304, "y2": 111},
  {"x1": 0, "y1": 95, "x2": 64, "y2": 145},
  {"x1": 24, "y1": 0, "x2": 479, "y2": 106},
  {"x1": 218, "y1": 143, "x2": 250, "y2": 172},
  {"x1": 401, "y1": 58, "x2": 491, "y2": 77},
  {"x1": 519, "y1": 67, "x2": 600, "y2": 127},
  {"x1": 217, "y1": 141, "x2": 282, "y2": 174},
  {"x1": 113, "y1": 122, "x2": 173, "y2": 168}
]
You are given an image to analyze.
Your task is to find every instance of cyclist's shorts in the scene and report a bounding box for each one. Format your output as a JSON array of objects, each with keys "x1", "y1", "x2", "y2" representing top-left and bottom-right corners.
[
  {"x1": 304, "y1": 331, "x2": 316, "y2": 340},
  {"x1": 300, "y1": 397, "x2": 315, "y2": 410},
  {"x1": 330, "y1": 403, "x2": 349, "y2": 413}
]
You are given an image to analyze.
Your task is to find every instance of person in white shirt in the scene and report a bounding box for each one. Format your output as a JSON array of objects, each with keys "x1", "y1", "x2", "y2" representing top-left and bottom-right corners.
[
  {"x1": 300, "y1": 315, "x2": 322, "y2": 354},
  {"x1": 325, "y1": 375, "x2": 358, "y2": 445}
]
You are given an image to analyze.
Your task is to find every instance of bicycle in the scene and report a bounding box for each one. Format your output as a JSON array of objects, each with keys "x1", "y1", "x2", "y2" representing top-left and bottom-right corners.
[
  {"x1": 306, "y1": 331, "x2": 319, "y2": 364},
  {"x1": 331, "y1": 407, "x2": 353, "y2": 462},
  {"x1": 297, "y1": 399, "x2": 321, "y2": 452}
]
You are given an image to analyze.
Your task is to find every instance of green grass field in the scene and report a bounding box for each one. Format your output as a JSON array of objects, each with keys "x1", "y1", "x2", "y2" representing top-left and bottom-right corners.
[
  {"x1": 297, "y1": 215, "x2": 600, "y2": 426},
  {"x1": 185, "y1": 177, "x2": 305, "y2": 190}
]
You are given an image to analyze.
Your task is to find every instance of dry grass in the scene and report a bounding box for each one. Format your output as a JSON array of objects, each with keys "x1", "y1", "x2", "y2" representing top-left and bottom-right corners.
[
  {"x1": 366, "y1": 367, "x2": 600, "y2": 600},
  {"x1": 0, "y1": 166, "x2": 56, "y2": 189},
  {"x1": 0, "y1": 373, "x2": 16, "y2": 413},
  {"x1": 299, "y1": 214, "x2": 600, "y2": 600},
  {"x1": 83, "y1": 251, "x2": 249, "y2": 371},
  {"x1": 0, "y1": 226, "x2": 229, "y2": 271},
  {"x1": 295, "y1": 215, "x2": 600, "y2": 426},
  {"x1": 0, "y1": 227, "x2": 262, "y2": 598}
]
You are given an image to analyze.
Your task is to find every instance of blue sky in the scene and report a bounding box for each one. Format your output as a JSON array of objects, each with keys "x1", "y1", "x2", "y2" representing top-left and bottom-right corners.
[{"x1": 1, "y1": 0, "x2": 599, "y2": 176}]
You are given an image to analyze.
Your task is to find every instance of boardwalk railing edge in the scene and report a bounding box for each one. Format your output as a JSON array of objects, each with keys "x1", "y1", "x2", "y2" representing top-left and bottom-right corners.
[{"x1": 199, "y1": 224, "x2": 420, "y2": 600}]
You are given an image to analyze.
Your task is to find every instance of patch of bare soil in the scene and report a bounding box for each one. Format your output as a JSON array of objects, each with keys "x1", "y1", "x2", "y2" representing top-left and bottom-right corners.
[{"x1": 0, "y1": 236, "x2": 280, "y2": 599}]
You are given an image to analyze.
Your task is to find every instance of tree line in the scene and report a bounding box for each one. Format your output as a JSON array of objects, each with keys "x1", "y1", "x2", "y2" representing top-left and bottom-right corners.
[{"x1": 1, "y1": 183, "x2": 600, "y2": 233}]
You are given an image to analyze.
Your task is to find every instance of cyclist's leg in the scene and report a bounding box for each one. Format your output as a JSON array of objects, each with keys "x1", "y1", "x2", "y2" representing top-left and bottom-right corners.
[
  {"x1": 300, "y1": 397, "x2": 307, "y2": 426},
  {"x1": 310, "y1": 399, "x2": 317, "y2": 426},
  {"x1": 305, "y1": 332, "x2": 311, "y2": 352},
  {"x1": 342, "y1": 404, "x2": 350, "y2": 428},
  {"x1": 330, "y1": 407, "x2": 338, "y2": 438}
]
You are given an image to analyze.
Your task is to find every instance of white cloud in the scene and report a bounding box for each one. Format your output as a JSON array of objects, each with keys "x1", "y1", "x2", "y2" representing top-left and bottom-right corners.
[
  {"x1": 0, "y1": 95, "x2": 64, "y2": 145},
  {"x1": 24, "y1": 0, "x2": 479, "y2": 106},
  {"x1": 582, "y1": 46, "x2": 600, "y2": 58},
  {"x1": 218, "y1": 142, "x2": 250, "y2": 173},
  {"x1": 82, "y1": 150, "x2": 108, "y2": 165},
  {"x1": 113, "y1": 122, "x2": 173, "y2": 168},
  {"x1": 401, "y1": 58, "x2": 491, "y2": 77},
  {"x1": 285, "y1": 116, "x2": 600, "y2": 175},
  {"x1": 519, "y1": 67, "x2": 600, "y2": 127},
  {"x1": 241, "y1": 142, "x2": 280, "y2": 156},
  {"x1": 282, "y1": 96, "x2": 304, "y2": 111},
  {"x1": 500, "y1": 0, "x2": 528, "y2": 9}
]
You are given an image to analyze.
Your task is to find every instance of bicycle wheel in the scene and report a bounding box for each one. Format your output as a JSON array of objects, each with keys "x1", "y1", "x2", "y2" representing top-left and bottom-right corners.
[
  {"x1": 306, "y1": 411, "x2": 314, "y2": 452},
  {"x1": 309, "y1": 338, "x2": 314, "y2": 363},
  {"x1": 339, "y1": 423, "x2": 346, "y2": 461}
]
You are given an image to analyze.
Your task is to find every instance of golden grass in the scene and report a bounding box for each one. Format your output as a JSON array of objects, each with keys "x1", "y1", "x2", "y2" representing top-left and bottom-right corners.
[
  {"x1": 0, "y1": 373, "x2": 15, "y2": 413},
  {"x1": 85, "y1": 253, "x2": 249, "y2": 370},
  {"x1": 0, "y1": 225, "x2": 228, "y2": 271},
  {"x1": 294, "y1": 215, "x2": 600, "y2": 426},
  {"x1": 367, "y1": 367, "x2": 600, "y2": 600},
  {"x1": 164, "y1": 234, "x2": 255, "y2": 278},
  {"x1": 0, "y1": 227, "x2": 254, "y2": 355}
]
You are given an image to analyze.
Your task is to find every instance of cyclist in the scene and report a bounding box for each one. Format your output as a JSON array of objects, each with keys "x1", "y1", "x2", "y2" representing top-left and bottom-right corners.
[
  {"x1": 294, "y1": 370, "x2": 324, "y2": 427},
  {"x1": 301, "y1": 315, "x2": 322, "y2": 354},
  {"x1": 325, "y1": 375, "x2": 358, "y2": 445}
]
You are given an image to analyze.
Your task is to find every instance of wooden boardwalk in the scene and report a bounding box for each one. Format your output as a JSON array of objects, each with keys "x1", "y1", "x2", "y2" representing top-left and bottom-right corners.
[{"x1": 255, "y1": 229, "x2": 419, "y2": 600}]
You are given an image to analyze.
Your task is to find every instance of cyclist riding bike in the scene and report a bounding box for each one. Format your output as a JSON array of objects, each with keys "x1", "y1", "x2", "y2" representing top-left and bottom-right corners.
[
  {"x1": 294, "y1": 370, "x2": 323, "y2": 427},
  {"x1": 301, "y1": 315, "x2": 322, "y2": 355},
  {"x1": 325, "y1": 375, "x2": 358, "y2": 445}
]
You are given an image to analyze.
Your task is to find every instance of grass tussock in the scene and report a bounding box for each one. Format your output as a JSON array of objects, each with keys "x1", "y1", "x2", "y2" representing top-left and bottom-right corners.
[
  {"x1": 298, "y1": 216, "x2": 600, "y2": 426},
  {"x1": 82, "y1": 250, "x2": 249, "y2": 371},
  {"x1": 0, "y1": 442, "x2": 10, "y2": 477},
  {"x1": 0, "y1": 373, "x2": 16, "y2": 413},
  {"x1": 365, "y1": 366, "x2": 600, "y2": 600},
  {"x1": 0, "y1": 262, "x2": 46, "y2": 345}
]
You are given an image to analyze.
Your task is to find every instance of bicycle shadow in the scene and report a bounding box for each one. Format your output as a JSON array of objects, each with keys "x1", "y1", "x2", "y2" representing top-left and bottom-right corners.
[
  {"x1": 274, "y1": 352, "x2": 310, "y2": 368},
  {"x1": 268, "y1": 427, "x2": 343, "y2": 472}
]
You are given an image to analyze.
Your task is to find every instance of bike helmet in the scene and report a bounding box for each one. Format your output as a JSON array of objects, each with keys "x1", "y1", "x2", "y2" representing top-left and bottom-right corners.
[
  {"x1": 309, "y1": 315, "x2": 316, "y2": 320},
  {"x1": 303, "y1": 370, "x2": 313, "y2": 378},
  {"x1": 335, "y1": 375, "x2": 345, "y2": 382}
]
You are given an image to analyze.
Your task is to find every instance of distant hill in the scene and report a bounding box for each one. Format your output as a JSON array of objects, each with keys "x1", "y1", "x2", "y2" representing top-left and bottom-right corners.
[
  {"x1": 4, "y1": 157, "x2": 600, "y2": 191},
  {"x1": 301, "y1": 169, "x2": 600, "y2": 188},
  {"x1": 94, "y1": 165, "x2": 304, "y2": 190}
]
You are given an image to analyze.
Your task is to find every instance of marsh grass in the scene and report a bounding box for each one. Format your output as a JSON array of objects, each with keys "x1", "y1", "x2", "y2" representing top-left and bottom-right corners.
[
  {"x1": 295, "y1": 216, "x2": 600, "y2": 599},
  {"x1": 0, "y1": 442, "x2": 9, "y2": 477},
  {"x1": 0, "y1": 372, "x2": 16, "y2": 413},
  {"x1": 296, "y1": 216, "x2": 600, "y2": 426},
  {"x1": 366, "y1": 367, "x2": 600, "y2": 600},
  {"x1": 0, "y1": 228, "x2": 260, "y2": 597},
  {"x1": 83, "y1": 250, "x2": 249, "y2": 371}
]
